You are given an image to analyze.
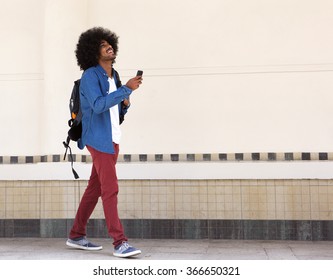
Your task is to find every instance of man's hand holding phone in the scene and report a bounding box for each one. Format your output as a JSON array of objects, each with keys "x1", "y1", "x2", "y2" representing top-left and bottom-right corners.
[{"x1": 125, "y1": 70, "x2": 143, "y2": 90}]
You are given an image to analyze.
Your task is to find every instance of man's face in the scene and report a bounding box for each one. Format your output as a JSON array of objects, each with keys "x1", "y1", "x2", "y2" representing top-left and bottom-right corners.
[{"x1": 99, "y1": 40, "x2": 116, "y2": 62}]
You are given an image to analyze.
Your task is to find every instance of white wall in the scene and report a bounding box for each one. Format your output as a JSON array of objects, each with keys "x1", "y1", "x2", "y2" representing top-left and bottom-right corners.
[
  {"x1": 42, "y1": 0, "x2": 88, "y2": 154},
  {"x1": 110, "y1": 0, "x2": 333, "y2": 154},
  {"x1": 1, "y1": 0, "x2": 333, "y2": 156},
  {"x1": 0, "y1": 0, "x2": 45, "y2": 155},
  {"x1": 2, "y1": 161, "x2": 333, "y2": 180}
]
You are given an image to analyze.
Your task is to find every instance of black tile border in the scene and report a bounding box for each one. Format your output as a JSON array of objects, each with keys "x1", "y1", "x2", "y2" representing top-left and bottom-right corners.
[
  {"x1": 268, "y1": 153, "x2": 276, "y2": 161},
  {"x1": 10, "y1": 156, "x2": 18, "y2": 164},
  {"x1": 171, "y1": 154, "x2": 179, "y2": 161},
  {"x1": 252, "y1": 153, "x2": 260, "y2": 161},
  {"x1": 235, "y1": 153, "x2": 244, "y2": 161},
  {"x1": 25, "y1": 156, "x2": 33, "y2": 163},
  {"x1": 1, "y1": 219, "x2": 333, "y2": 240},
  {"x1": 139, "y1": 154, "x2": 147, "y2": 162},
  {"x1": 302, "y1": 153, "x2": 311, "y2": 160},
  {"x1": 155, "y1": 154, "x2": 163, "y2": 161},
  {"x1": 219, "y1": 153, "x2": 227, "y2": 161},
  {"x1": 285, "y1": 153, "x2": 294, "y2": 160},
  {"x1": 187, "y1": 154, "x2": 195, "y2": 161},
  {"x1": 1, "y1": 152, "x2": 333, "y2": 164},
  {"x1": 203, "y1": 154, "x2": 211, "y2": 161}
]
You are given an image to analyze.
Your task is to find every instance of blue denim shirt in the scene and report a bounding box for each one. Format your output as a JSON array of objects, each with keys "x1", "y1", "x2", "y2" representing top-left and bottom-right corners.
[{"x1": 78, "y1": 65, "x2": 132, "y2": 154}]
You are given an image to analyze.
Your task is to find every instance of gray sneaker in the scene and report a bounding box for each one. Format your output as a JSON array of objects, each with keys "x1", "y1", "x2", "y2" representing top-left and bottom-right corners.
[
  {"x1": 66, "y1": 237, "x2": 103, "y2": 251},
  {"x1": 113, "y1": 241, "x2": 141, "y2": 258}
]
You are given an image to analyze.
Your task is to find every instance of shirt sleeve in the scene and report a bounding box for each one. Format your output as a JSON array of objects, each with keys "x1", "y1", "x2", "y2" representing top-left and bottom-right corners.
[{"x1": 80, "y1": 71, "x2": 132, "y2": 114}]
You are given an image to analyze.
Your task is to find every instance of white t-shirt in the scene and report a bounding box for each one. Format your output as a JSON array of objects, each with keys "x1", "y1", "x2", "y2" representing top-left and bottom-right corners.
[{"x1": 108, "y1": 77, "x2": 121, "y2": 144}]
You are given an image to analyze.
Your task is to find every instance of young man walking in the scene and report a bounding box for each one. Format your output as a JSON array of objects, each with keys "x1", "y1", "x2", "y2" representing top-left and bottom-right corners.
[{"x1": 66, "y1": 27, "x2": 142, "y2": 258}]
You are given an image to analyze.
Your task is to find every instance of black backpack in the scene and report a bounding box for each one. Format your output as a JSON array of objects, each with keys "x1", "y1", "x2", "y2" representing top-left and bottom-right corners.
[
  {"x1": 63, "y1": 79, "x2": 81, "y2": 179},
  {"x1": 63, "y1": 70, "x2": 124, "y2": 179}
]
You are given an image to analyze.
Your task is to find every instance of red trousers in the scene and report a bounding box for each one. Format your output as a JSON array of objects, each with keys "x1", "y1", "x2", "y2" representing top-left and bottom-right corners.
[{"x1": 69, "y1": 144, "x2": 127, "y2": 247}]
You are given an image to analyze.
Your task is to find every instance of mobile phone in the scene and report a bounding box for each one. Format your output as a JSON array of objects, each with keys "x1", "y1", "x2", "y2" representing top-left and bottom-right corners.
[{"x1": 136, "y1": 70, "x2": 143, "y2": 76}]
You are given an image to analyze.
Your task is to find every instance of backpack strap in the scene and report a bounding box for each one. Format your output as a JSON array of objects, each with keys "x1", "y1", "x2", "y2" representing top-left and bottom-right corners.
[
  {"x1": 114, "y1": 69, "x2": 122, "y2": 88},
  {"x1": 63, "y1": 136, "x2": 79, "y2": 179}
]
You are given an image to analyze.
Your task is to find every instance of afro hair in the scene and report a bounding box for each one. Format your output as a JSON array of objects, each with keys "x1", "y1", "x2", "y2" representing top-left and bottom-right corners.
[{"x1": 75, "y1": 27, "x2": 119, "y2": 70}]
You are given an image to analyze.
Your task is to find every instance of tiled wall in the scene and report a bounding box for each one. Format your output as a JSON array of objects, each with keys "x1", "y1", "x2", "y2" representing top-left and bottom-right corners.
[
  {"x1": 1, "y1": 179, "x2": 333, "y2": 239},
  {"x1": 1, "y1": 179, "x2": 333, "y2": 220}
]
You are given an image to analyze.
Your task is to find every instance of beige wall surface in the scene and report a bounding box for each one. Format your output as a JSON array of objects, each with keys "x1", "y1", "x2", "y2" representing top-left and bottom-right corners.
[
  {"x1": 0, "y1": 0, "x2": 45, "y2": 155},
  {"x1": 1, "y1": 0, "x2": 333, "y2": 156},
  {"x1": 1, "y1": 179, "x2": 333, "y2": 221}
]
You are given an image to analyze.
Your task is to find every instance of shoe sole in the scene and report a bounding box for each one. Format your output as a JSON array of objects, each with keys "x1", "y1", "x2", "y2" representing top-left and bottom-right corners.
[
  {"x1": 113, "y1": 250, "x2": 142, "y2": 258},
  {"x1": 66, "y1": 240, "x2": 103, "y2": 251}
]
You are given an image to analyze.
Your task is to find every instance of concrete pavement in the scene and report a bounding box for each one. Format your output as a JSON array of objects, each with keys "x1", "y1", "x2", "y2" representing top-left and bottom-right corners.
[{"x1": 0, "y1": 238, "x2": 333, "y2": 260}]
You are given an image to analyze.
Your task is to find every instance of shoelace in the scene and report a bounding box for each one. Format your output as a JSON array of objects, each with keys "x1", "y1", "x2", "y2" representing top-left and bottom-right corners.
[
  {"x1": 77, "y1": 238, "x2": 89, "y2": 246},
  {"x1": 118, "y1": 242, "x2": 130, "y2": 251}
]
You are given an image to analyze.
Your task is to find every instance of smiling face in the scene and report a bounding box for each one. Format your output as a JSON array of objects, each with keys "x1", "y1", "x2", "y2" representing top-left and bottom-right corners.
[{"x1": 98, "y1": 40, "x2": 116, "y2": 63}]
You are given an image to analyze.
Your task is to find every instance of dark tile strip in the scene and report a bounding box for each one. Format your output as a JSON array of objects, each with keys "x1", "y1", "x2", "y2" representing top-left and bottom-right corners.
[
  {"x1": 319, "y1": 153, "x2": 328, "y2": 160},
  {"x1": 2, "y1": 219, "x2": 333, "y2": 240},
  {"x1": 203, "y1": 154, "x2": 211, "y2": 161},
  {"x1": 10, "y1": 156, "x2": 18, "y2": 164},
  {"x1": 302, "y1": 153, "x2": 311, "y2": 160},
  {"x1": 25, "y1": 156, "x2": 34, "y2": 163},
  {"x1": 1, "y1": 152, "x2": 333, "y2": 164},
  {"x1": 285, "y1": 153, "x2": 294, "y2": 161},
  {"x1": 171, "y1": 154, "x2": 179, "y2": 161},
  {"x1": 139, "y1": 154, "x2": 147, "y2": 162},
  {"x1": 252, "y1": 153, "x2": 260, "y2": 161},
  {"x1": 123, "y1": 154, "x2": 131, "y2": 162},
  {"x1": 53, "y1": 155, "x2": 60, "y2": 162},
  {"x1": 219, "y1": 153, "x2": 227, "y2": 161},
  {"x1": 155, "y1": 154, "x2": 163, "y2": 161},
  {"x1": 187, "y1": 154, "x2": 195, "y2": 161},
  {"x1": 268, "y1": 153, "x2": 276, "y2": 161},
  {"x1": 235, "y1": 153, "x2": 243, "y2": 161}
]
